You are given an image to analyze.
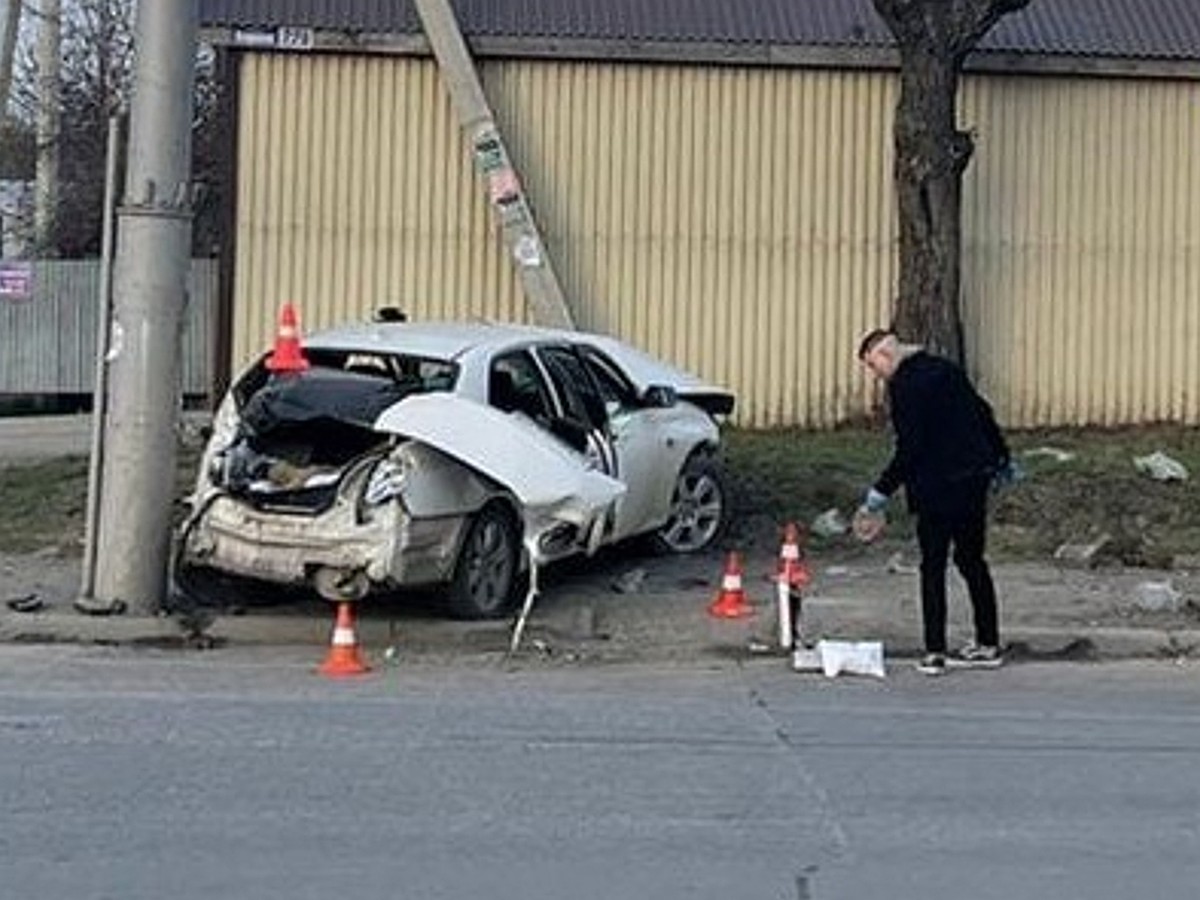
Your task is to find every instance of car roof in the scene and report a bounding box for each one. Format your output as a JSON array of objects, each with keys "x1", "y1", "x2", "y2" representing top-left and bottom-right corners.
[{"x1": 305, "y1": 320, "x2": 553, "y2": 360}]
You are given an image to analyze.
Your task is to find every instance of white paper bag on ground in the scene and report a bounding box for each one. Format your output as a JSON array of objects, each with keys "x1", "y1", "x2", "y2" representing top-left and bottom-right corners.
[
  {"x1": 817, "y1": 639, "x2": 886, "y2": 679},
  {"x1": 791, "y1": 645, "x2": 823, "y2": 672}
]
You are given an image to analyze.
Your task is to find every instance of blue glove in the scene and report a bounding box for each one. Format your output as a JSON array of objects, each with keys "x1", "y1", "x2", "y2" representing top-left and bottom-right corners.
[
  {"x1": 862, "y1": 487, "x2": 889, "y2": 513},
  {"x1": 991, "y1": 459, "x2": 1024, "y2": 492}
]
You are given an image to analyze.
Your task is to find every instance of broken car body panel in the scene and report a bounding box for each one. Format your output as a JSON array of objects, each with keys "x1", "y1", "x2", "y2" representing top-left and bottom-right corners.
[{"x1": 180, "y1": 320, "x2": 732, "y2": 614}]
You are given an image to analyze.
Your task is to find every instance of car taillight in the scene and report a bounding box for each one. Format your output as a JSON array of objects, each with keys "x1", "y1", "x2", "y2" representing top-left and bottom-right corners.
[{"x1": 362, "y1": 457, "x2": 407, "y2": 507}]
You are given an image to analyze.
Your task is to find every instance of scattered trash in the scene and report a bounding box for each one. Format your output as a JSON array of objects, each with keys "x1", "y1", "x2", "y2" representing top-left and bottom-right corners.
[
  {"x1": 5, "y1": 593, "x2": 43, "y2": 613},
  {"x1": 383, "y1": 645, "x2": 400, "y2": 664},
  {"x1": 824, "y1": 565, "x2": 850, "y2": 577},
  {"x1": 747, "y1": 637, "x2": 774, "y2": 654},
  {"x1": 814, "y1": 640, "x2": 886, "y2": 679},
  {"x1": 1133, "y1": 451, "x2": 1189, "y2": 482},
  {"x1": 810, "y1": 507, "x2": 850, "y2": 538},
  {"x1": 1133, "y1": 580, "x2": 1182, "y2": 613},
  {"x1": 886, "y1": 551, "x2": 918, "y2": 575},
  {"x1": 1023, "y1": 446, "x2": 1076, "y2": 463},
  {"x1": 530, "y1": 638, "x2": 554, "y2": 656},
  {"x1": 1172, "y1": 553, "x2": 1200, "y2": 572},
  {"x1": 611, "y1": 567, "x2": 647, "y2": 594},
  {"x1": 1053, "y1": 533, "x2": 1112, "y2": 568}
]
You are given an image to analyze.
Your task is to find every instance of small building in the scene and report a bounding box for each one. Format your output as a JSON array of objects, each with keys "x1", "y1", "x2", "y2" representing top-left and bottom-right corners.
[{"x1": 198, "y1": 0, "x2": 1200, "y2": 428}]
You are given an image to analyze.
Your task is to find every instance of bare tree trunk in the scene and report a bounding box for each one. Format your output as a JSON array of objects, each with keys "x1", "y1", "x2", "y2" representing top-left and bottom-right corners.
[
  {"x1": 34, "y1": 0, "x2": 59, "y2": 253},
  {"x1": 871, "y1": 0, "x2": 1032, "y2": 367},
  {"x1": 892, "y1": 47, "x2": 970, "y2": 362}
]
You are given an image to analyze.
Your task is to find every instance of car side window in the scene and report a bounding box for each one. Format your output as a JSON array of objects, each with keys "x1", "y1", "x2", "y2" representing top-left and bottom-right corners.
[
  {"x1": 538, "y1": 346, "x2": 607, "y2": 431},
  {"x1": 579, "y1": 347, "x2": 639, "y2": 414},
  {"x1": 488, "y1": 351, "x2": 554, "y2": 423}
]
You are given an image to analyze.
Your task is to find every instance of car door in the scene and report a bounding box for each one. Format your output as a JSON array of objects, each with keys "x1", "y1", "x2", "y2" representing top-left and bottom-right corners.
[{"x1": 577, "y1": 346, "x2": 687, "y2": 538}]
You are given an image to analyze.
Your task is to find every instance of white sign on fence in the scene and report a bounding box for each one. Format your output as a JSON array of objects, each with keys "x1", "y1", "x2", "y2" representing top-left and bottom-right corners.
[{"x1": 0, "y1": 261, "x2": 32, "y2": 302}]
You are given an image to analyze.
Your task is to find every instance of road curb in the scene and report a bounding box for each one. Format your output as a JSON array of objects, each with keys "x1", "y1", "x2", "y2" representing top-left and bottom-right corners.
[{"x1": 3, "y1": 607, "x2": 1199, "y2": 664}]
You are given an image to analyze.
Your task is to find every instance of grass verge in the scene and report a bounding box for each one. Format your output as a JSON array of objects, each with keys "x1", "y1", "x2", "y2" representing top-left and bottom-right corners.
[{"x1": 1, "y1": 426, "x2": 1198, "y2": 565}]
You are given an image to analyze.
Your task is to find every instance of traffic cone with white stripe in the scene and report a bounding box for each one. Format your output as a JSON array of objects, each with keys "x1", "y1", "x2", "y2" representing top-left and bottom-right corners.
[
  {"x1": 318, "y1": 601, "x2": 371, "y2": 677},
  {"x1": 708, "y1": 552, "x2": 754, "y2": 619},
  {"x1": 265, "y1": 302, "x2": 310, "y2": 373},
  {"x1": 777, "y1": 522, "x2": 812, "y2": 590}
]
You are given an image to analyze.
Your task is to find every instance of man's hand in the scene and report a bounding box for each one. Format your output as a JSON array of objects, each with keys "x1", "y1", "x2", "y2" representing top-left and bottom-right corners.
[{"x1": 991, "y1": 459, "x2": 1025, "y2": 493}]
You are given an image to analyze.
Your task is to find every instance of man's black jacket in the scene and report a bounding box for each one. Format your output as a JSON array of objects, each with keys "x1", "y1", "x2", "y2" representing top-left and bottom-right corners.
[{"x1": 874, "y1": 351, "x2": 1009, "y2": 517}]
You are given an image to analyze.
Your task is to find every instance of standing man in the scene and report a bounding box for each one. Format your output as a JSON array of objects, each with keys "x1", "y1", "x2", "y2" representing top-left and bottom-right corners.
[{"x1": 853, "y1": 328, "x2": 1015, "y2": 676}]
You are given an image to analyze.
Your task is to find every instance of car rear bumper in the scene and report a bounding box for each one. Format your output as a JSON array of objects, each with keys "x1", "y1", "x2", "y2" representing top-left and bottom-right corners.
[{"x1": 182, "y1": 492, "x2": 466, "y2": 593}]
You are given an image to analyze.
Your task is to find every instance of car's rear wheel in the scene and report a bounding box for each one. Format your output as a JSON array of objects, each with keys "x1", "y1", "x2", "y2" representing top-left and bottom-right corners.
[
  {"x1": 447, "y1": 503, "x2": 522, "y2": 619},
  {"x1": 652, "y1": 453, "x2": 728, "y2": 554}
]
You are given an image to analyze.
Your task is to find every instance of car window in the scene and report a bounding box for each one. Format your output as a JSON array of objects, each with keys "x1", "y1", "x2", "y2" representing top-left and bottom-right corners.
[
  {"x1": 489, "y1": 351, "x2": 554, "y2": 422},
  {"x1": 578, "y1": 347, "x2": 639, "y2": 414},
  {"x1": 538, "y1": 346, "x2": 607, "y2": 430},
  {"x1": 305, "y1": 349, "x2": 458, "y2": 393}
]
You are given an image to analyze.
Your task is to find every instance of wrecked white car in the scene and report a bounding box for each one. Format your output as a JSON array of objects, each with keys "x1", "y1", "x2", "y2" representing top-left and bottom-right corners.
[{"x1": 176, "y1": 321, "x2": 735, "y2": 619}]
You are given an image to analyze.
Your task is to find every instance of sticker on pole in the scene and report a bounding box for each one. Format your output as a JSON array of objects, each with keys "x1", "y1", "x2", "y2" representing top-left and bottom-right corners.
[{"x1": 0, "y1": 261, "x2": 33, "y2": 302}]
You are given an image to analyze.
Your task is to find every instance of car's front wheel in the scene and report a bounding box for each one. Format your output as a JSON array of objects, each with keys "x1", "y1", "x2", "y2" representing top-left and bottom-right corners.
[
  {"x1": 447, "y1": 503, "x2": 522, "y2": 619},
  {"x1": 652, "y1": 452, "x2": 728, "y2": 554}
]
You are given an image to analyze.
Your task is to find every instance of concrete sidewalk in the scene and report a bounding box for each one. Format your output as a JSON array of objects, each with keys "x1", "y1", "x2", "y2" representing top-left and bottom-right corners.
[{"x1": 3, "y1": 545, "x2": 1199, "y2": 666}]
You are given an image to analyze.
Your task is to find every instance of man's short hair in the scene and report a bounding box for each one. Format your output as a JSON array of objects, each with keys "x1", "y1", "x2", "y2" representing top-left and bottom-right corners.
[{"x1": 857, "y1": 328, "x2": 894, "y2": 359}]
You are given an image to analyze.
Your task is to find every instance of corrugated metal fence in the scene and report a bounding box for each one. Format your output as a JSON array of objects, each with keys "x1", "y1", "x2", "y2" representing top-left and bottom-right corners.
[
  {"x1": 232, "y1": 53, "x2": 1200, "y2": 428},
  {"x1": 0, "y1": 259, "x2": 217, "y2": 396}
]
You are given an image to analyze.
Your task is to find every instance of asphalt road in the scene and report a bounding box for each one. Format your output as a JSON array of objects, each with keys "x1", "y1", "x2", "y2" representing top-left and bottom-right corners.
[{"x1": 1, "y1": 646, "x2": 1198, "y2": 900}]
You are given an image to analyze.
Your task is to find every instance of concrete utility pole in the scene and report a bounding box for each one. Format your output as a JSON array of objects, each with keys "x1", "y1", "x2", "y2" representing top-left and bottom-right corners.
[
  {"x1": 412, "y1": 0, "x2": 574, "y2": 329},
  {"x1": 84, "y1": 0, "x2": 198, "y2": 615},
  {"x1": 33, "y1": 0, "x2": 58, "y2": 252},
  {"x1": 0, "y1": 0, "x2": 20, "y2": 116}
]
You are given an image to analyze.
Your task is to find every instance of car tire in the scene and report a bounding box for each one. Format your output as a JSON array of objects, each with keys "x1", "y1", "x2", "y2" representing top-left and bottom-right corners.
[
  {"x1": 652, "y1": 452, "x2": 729, "y2": 554},
  {"x1": 447, "y1": 502, "x2": 523, "y2": 620}
]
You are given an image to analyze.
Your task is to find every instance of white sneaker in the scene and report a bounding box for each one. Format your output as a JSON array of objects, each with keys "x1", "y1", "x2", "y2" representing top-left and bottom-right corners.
[
  {"x1": 953, "y1": 642, "x2": 1004, "y2": 668},
  {"x1": 915, "y1": 652, "x2": 947, "y2": 676}
]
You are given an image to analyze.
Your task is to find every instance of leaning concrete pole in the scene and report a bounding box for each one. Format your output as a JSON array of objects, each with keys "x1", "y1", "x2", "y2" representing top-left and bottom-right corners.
[
  {"x1": 412, "y1": 0, "x2": 574, "y2": 329},
  {"x1": 87, "y1": 0, "x2": 197, "y2": 615}
]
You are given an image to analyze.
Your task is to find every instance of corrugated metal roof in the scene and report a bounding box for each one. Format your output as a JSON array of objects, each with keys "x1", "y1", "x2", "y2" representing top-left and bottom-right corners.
[{"x1": 199, "y1": 0, "x2": 1200, "y2": 62}]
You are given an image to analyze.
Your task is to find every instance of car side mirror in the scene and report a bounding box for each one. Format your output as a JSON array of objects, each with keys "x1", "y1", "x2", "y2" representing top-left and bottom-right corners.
[{"x1": 641, "y1": 384, "x2": 677, "y2": 408}]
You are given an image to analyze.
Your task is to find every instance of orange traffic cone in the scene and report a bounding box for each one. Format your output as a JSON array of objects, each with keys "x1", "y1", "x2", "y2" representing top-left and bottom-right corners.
[
  {"x1": 265, "y1": 302, "x2": 310, "y2": 373},
  {"x1": 708, "y1": 552, "x2": 754, "y2": 619},
  {"x1": 318, "y1": 602, "x2": 371, "y2": 677},
  {"x1": 777, "y1": 522, "x2": 812, "y2": 589}
]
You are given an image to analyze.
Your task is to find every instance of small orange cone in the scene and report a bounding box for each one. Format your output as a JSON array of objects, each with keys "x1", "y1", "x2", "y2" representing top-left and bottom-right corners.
[
  {"x1": 708, "y1": 552, "x2": 754, "y2": 619},
  {"x1": 777, "y1": 522, "x2": 812, "y2": 589},
  {"x1": 318, "y1": 601, "x2": 371, "y2": 677},
  {"x1": 265, "y1": 302, "x2": 310, "y2": 373}
]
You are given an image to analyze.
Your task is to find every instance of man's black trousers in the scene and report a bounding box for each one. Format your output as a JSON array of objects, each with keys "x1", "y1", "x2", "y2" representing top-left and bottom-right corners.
[{"x1": 915, "y1": 484, "x2": 999, "y2": 654}]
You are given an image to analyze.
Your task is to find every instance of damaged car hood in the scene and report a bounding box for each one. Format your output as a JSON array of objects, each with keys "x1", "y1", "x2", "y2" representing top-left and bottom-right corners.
[{"x1": 374, "y1": 393, "x2": 625, "y2": 531}]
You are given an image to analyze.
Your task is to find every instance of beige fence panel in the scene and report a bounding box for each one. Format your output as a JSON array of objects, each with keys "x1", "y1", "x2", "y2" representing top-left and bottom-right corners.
[
  {"x1": 234, "y1": 52, "x2": 1199, "y2": 427},
  {"x1": 962, "y1": 74, "x2": 1200, "y2": 427}
]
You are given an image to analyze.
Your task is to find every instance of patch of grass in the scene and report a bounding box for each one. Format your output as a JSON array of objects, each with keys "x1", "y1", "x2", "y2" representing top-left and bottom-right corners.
[
  {"x1": 723, "y1": 423, "x2": 1200, "y2": 563},
  {"x1": 3, "y1": 425, "x2": 1199, "y2": 567},
  {"x1": 0, "y1": 445, "x2": 203, "y2": 556},
  {"x1": 0, "y1": 456, "x2": 90, "y2": 554}
]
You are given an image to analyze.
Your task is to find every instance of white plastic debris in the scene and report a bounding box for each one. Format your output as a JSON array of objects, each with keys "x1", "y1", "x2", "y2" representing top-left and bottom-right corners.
[
  {"x1": 1133, "y1": 580, "x2": 1182, "y2": 613},
  {"x1": 886, "y1": 551, "x2": 918, "y2": 575},
  {"x1": 811, "y1": 507, "x2": 850, "y2": 538},
  {"x1": 791, "y1": 645, "x2": 823, "y2": 672},
  {"x1": 1023, "y1": 446, "x2": 1076, "y2": 463},
  {"x1": 1133, "y1": 451, "x2": 1189, "y2": 482},
  {"x1": 815, "y1": 639, "x2": 886, "y2": 679}
]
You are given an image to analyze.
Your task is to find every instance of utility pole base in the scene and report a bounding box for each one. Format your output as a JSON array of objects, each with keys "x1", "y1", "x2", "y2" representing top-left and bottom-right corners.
[{"x1": 74, "y1": 595, "x2": 128, "y2": 617}]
